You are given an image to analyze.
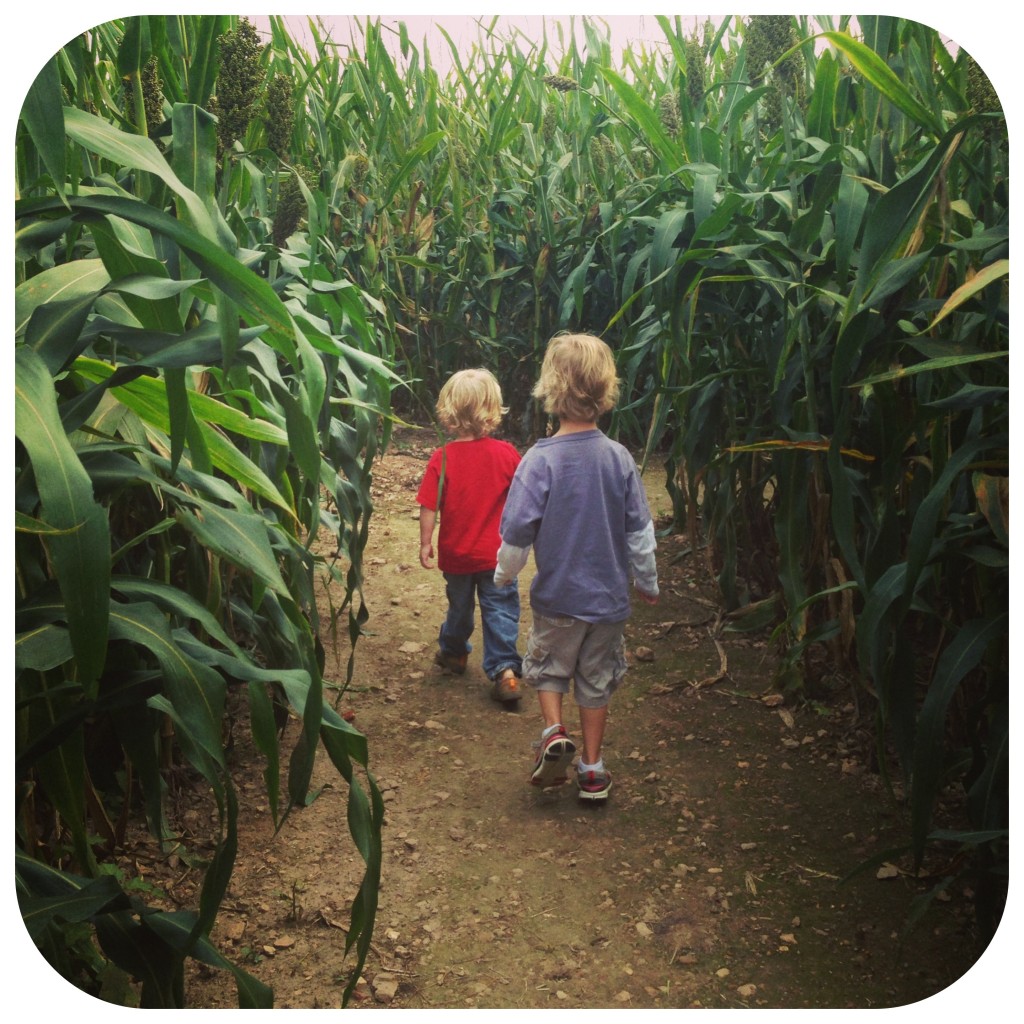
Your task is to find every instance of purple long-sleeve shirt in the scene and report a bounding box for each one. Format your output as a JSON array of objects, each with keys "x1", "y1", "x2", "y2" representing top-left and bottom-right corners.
[{"x1": 495, "y1": 429, "x2": 658, "y2": 623}]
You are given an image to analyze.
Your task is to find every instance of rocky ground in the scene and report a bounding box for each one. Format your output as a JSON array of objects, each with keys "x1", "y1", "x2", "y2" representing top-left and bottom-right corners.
[{"x1": 125, "y1": 426, "x2": 995, "y2": 1012}]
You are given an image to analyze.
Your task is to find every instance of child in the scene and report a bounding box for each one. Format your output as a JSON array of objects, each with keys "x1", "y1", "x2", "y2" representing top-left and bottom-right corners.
[
  {"x1": 494, "y1": 334, "x2": 659, "y2": 801},
  {"x1": 417, "y1": 368, "x2": 524, "y2": 704}
]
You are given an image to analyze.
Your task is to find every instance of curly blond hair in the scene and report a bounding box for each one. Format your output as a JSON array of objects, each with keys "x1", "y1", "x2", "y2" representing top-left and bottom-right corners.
[
  {"x1": 436, "y1": 368, "x2": 507, "y2": 438},
  {"x1": 532, "y1": 333, "x2": 620, "y2": 422}
]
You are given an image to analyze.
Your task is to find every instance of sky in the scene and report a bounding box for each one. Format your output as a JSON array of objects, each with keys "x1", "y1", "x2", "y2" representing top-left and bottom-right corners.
[{"x1": 4, "y1": 5, "x2": 1017, "y2": 102}]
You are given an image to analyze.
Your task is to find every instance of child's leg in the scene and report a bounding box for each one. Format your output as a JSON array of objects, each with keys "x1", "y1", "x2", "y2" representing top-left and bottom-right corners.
[
  {"x1": 578, "y1": 704, "x2": 608, "y2": 765},
  {"x1": 573, "y1": 621, "x2": 628, "y2": 765},
  {"x1": 537, "y1": 689, "x2": 564, "y2": 731},
  {"x1": 475, "y1": 571, "x2": 522, "y2": 679},
  {"x1": 438, "y1": 573, "x2": 475, "y2": 656},
  {"x1": 522, "y1": 614, "x2": 581, "y2": 785}
]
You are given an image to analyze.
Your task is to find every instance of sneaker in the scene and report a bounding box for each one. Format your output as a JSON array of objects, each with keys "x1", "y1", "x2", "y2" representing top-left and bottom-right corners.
[
  {"x1": 434, "y1": 649, "x2": 468, "y2": 675},
  {"x1": 577, "y1": 767, "x2": 612, "y2": 803},
  {"x1": 490, "y1": 668, "x2": 522, "y2": 704},
  {"x1": 529, "y1": 726, "x2": 577, "y2": 787}
]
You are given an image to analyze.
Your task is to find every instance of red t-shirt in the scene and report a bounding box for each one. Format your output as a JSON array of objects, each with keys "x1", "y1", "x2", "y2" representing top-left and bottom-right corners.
[{"x1": 417, "y1": 437, "x2": 522, "y2": 574}]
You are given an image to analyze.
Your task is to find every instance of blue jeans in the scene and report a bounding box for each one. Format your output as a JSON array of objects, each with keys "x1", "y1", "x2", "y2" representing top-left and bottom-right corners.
[{"x1": 439, "y1": 571, "x2": 522, "y2": 679}]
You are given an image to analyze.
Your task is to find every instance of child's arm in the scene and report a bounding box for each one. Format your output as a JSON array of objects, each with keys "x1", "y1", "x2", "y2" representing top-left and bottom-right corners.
[
  {"x1": 628, "y1": 521, "x2": 659, "y2": 604},
  {"x1": 494, "y1": 539, "x2": 530, "y2": 586},
  {"x1": 419, "y1": 507, "x2": 437, "y2": 569}
]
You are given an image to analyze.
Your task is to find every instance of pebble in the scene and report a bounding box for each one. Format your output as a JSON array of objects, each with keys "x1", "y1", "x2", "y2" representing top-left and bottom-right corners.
[{"x1": 373, "y1": 974, "x2": 400, "y2": 1003}]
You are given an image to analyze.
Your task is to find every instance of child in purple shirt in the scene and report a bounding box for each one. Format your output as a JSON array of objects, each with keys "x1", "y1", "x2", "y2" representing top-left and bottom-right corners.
[{"x1": 495, "y1": 334, "x2": 658, "y2": 802}]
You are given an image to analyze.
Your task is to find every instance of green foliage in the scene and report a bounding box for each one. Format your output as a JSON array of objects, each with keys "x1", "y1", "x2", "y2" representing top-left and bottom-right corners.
[{"x1": 16, "y1": 13, "x2": 391, "y2": 1008}]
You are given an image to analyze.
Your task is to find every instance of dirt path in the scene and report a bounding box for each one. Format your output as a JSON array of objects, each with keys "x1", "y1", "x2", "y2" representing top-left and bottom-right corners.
[{"x1": 183, "y1": 428, "x2": 984, "y2": 1010}]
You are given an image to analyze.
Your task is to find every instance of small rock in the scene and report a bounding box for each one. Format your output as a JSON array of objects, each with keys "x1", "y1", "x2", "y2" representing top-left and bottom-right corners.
[
  {"x1": 715, "y1": 967, "x2": 730, "y2": 978},
  {"x1": 373, "y1": 974, "x2": 400, "y2": 1003},
  {"x1": 737, "y1": 984, "x2": 757, "y2": 998},
  {"x1": 273, "y1": 935, "x2": 296, "y2": 949},
  {"x1": 424, "y1": 720, "x2": 445, "y2": 731},
  {"x1": 635, "y1": 922, "x2": 653, "y2": 938},
  {"x1": 615, "y1": 991, "x2": 632, "y2": 1003},
  {"x1": 398, "y1": 641, "x2": 425, "y2": 654},
  {"x1": 635, "y1": 646, "x2": 655, "y2": 662}
]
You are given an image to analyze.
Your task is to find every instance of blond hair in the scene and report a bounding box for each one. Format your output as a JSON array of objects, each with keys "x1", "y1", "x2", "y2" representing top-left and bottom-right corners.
[
  {"x1": 436, "y1": 368, "x2": 507, "y2": 438},
  {"x1": 532, "y1": 333, "x2": 620, "y2": 422}
]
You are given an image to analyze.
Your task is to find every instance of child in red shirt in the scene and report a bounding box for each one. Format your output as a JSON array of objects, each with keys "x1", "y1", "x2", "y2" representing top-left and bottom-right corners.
[{"x1": 417, "y1": 369, "x2": 524, "y2": 704}]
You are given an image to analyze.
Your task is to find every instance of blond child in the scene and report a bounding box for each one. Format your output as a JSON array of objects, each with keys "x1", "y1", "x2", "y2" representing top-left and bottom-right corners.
[
  {"x1": 494, "y1": 334, "x2": 659, "y2": 800},
  {"x1": 417, "y1": 369, "x2": 524, "y2": 704}
]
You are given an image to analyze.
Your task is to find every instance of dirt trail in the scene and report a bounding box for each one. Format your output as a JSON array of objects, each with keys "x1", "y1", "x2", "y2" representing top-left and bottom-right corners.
[{"x1": 183, "y1": 428, "x2": 984, "y2": 1010}]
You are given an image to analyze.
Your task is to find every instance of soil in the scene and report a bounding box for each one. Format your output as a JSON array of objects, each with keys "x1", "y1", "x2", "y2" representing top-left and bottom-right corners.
[{"x1": 145, "y1": 427, "x2": 989, "y2": 1011}]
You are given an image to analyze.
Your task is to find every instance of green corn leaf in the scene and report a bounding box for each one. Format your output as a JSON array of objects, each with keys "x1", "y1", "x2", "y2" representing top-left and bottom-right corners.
[
  {"x1": 111, "y1": 575, "x2": 245, "y2": 655},
  {"x1": 14, "y1": 511, "x2": 76, "y2": 537},
  {"x1": 64, "y1": 106, "x2": 217, "y2": 238},
  {"x1": 856, "y1": 561, "x2": 907, "y2": 704},
  {"x1": 822, "y1": 31, "x2": 943, "y2": 135},
  {"x1": 18, "y1": 868, "x2": 129, "y2": 942},
  {"x1": 691, "y1": 165, "x2": 719, "y2": 234},
  {"x1": 19, "y1": 57, "x2": 66, "y2": 203},
  {"x1": 381, "y1": 130, "x2": 445, "y2": 208},
  {"x1": 854, "y1": 131, "x2": 958, "y2": 303},
  {"x1": 600, "y1": 66, "x2": 686, "y2": 171},
  {"x1": 248, "y1": 680, "x2": 282, "y2": 827},
  {"x1": 855, "y1": 350, "x2": 1008, "y2": 387},
  {"x1": 15, "y1": 624, "x2": 74, "y2": 672},
  {"x1": 94, "y1": 909, "x2": 185, "y2": 1007},
  {"x1": 72, "y1": 356, "x2": 295, "y2": 516},
  {"x1": 911, "y1": 613, "x2": 1008, "y2": 861},
  {"x1": 835, "y1": 169, "x2": 868, "y2": 282},
  {"x1": 175, "y1": 496, "x2": 291, "y2": 598},
  {"x1": 14, "y1": 259, "x2": 110, "y2": 338},
  {"x1": 806, "y1": 48, "x2": 838, "y2": 140},
  {"x1": 139, "y1": 907, "x2": 273, "y2": 1008},
  {"x1": 171, "y1": 103, "x2": 218, "y2": 205},
  {"x1": 109, "y1": 600, "x2": 226, "y2": 778},
  {"x1": 18, "y1": 192, "x2": 307, "y2": 374},
  {"x1": 24, "y1": 294, "x2": 99, "y2": 375},
  {"x1": 921, "y1": 259, "x2": 1009, "y2": 332},
  {"x1": 15, "y1": 347, "x2": 110, "y2": 691},
  {"x1": 904, "y1": 435, "x2": 1004, "y2": 601}
]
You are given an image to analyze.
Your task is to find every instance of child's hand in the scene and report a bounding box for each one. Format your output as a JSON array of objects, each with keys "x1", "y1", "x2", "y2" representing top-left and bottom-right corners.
[
  {"x1": 635, "y1": 587, "x2": 659, "y2": 606},
  {"x1": 419, "y1": 543, "x2": 435, "y2": 570}
]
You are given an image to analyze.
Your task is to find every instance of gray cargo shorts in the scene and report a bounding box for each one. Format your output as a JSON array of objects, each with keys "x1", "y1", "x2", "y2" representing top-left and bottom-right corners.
[{"x1": 522, "y1": 612, "x2": 628, "y2": 709}]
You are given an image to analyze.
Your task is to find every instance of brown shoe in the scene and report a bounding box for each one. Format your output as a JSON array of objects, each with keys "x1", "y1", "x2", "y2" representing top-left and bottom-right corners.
[
  {"x1": 490, "y1": 668, "x2": 522, "y2": 704},
  {"x1": 434, "y1": 649, "x2": 468, "y2": 675}
]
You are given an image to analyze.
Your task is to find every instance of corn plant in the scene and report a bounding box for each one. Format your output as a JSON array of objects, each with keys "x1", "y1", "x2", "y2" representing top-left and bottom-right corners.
[
  {"x1": 267, "y1": 12, "x2": 1009, "y2": 943},
  {"x1": 606, "y1": 15, "x2": 1008, "y2": 942},
  {"x1": 16, "y1": 15, "x2": 393, "y2": 1006}
]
